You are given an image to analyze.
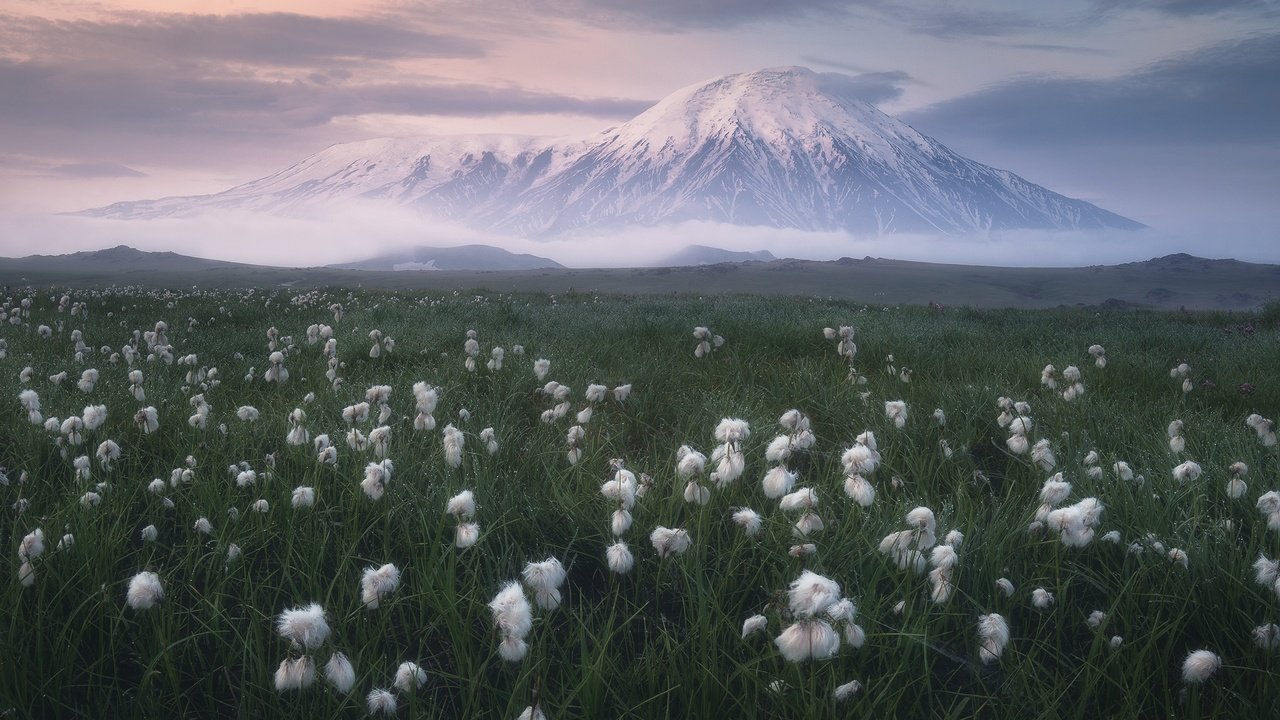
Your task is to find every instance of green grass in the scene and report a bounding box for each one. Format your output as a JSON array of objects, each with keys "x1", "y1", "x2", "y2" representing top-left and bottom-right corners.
[{"x1": 1, "y1": 288, "x2": 1278, "y2": 718}]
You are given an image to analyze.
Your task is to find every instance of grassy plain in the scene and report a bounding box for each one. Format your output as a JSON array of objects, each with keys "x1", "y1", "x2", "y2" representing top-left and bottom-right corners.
[{"x1": 2, "y1": 288, "x2": 1279, "y2": 718}]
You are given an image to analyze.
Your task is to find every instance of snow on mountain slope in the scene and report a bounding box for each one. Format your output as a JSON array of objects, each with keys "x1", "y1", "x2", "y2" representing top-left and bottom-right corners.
[{"x1": 81, "y1": 67, "x2": 1143, "y2": 235}]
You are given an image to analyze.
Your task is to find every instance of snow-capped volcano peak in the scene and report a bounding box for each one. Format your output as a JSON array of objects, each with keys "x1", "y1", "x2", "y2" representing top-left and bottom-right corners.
[
  {"x1": 81, "y1": 66, "x2": 1143, "y2": 235},
  {"x1": 619, "y1": 67, "x2": 896, "y2": 148}
]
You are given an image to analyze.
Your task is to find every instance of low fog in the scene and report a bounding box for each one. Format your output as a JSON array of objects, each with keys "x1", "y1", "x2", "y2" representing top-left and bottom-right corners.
[{"x1": 2, "y1": 202, "x2": 1277, "y2": 270}]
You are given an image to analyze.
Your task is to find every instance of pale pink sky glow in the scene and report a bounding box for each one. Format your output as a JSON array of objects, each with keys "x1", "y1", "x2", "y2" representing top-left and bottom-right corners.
[{"x1": 0, "y1": 0, "x2": 1276, "y2": 264}]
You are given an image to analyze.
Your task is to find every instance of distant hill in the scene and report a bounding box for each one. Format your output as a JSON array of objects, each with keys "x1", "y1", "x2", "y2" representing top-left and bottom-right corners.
[
  {"x1": 329, "y1": 244, "x2": 563, "y2": 271},
  {"x1": 1, "y1": 244, "x2": 264, "y2": 278},
  {"x1": 658, "y1": 245, "x2": 777, "y2": 266},
  {"x1": 1, "y1": 247, "x2": 1276, "y2": 311},
  {"x1": 13, "y1": 244, "x2": 249, "y2": 270}
]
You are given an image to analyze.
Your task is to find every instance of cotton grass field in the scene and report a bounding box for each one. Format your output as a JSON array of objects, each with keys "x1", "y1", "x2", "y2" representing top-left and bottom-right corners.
[{"x1": 2, "y1": 287, "x2": 1279, "y2": 719}]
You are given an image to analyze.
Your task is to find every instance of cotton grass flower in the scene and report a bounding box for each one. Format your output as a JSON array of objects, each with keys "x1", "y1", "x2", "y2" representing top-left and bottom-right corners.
[
  {"x1": 1252, "y1": 624, "x2": 1280, "y2": 650},
  {"x1": 366, "y1": 425, "x2": 392, "y2": 458},
  {"x1": 1088, "y1": 344, "x2": 1106, "y2": 367},
  {"x1": 995, "y1": 578, "x2": 1014, "y2": 597},
  {"x1": 447, "y1": 489, "x2": 476, "y2": 518},
  {"x1": 834, "y1": 680, "x2": 863, "y2": 702},
  {"x1": 412, "y1": 382, "x2": 439, "y2": 431},
  {"x1": 606, "y1": 540, "x2": 634, "y2": 573},
  {"x1": 564, "y1": 424, "x2": 585, "y2": 464},
  {"x1": 442, "y1": 424, "x2": 465, "y2": 468},
  {"x1": 840, "y1": 436, "x2": 880, "y2": 507},
  {"x1": 1227, "y1": 462, "x2": 1248, "y2": 499},
  {"x1": 522, "y1": 557, "x2": 567, "y2": 610},
  {"x1": 286, "y1": 409, "x2": 310, "y2": 446},
  {"x1": 323, "y1": 652, "x2": 355, "y2": 693},
  {"x1": 361, "y1": 564, "x2": 401, "y2": 610},
  {"x1": 1040, "y1": 364, "x2": 1057, "y2": 389},
  {"x1": 650, "y1": 526, "x2": 691, "y2": 558},
  {"x1": 133, "y1": 404, "x2": 158, "y2": 430},
  {"x1": 788, "y1": 570, "x2": 841, "y2": 617},
  {"x1": 732, "y1": 508, "x2": 763, "y2": 536},
  {"x1": 455, "y1": 523, "x2": 480, "y2": 549},
  {"x1": 361, "y1": 460, "x2": 393, "y2": 500},
  {"x1": 1181, "y1": 649, "x2": 1221, "y2": 683},
  {"x1": 490, "y1": 581, "x2": 533, "y2": 662},
  {"x1": 193, "y1": 517, "x2": 213, "y2": 535},
  {"x1": 516, "y1": 706, "x2": 547, "y2": 720},
  {"x1": 775, "y1": 572, "x2": 845, "y2": 661},
  {"x1": 709, "y1": 418, "x2": 749, "y2": 487},
  {"x1": 274, "y1": 656, "x2": 316, "y2": 691},
  {"x1": 96, "y1": 439, "x2": 120, "y2": 468},
  {"x1": 1113, "y1": 461, "x2": 1135, "y2": 483},
  {"x1": 928, "y1": 545, "x2": 959, "y2": 604},
  {"x1": 291, "y1": 486, "x2": 316, "y2": 509},
  {"x1": 277, "y1": 602, "x2": 330, "y2": 649},
  {"x1": 1246, "y1": 414, "x2": 1277, "y2": 446},
  {"x1": 789, "y1": 543, "x2": 817, "y2": 557},
  {"x1": 1031, "y1": 588, "x2": 1054, "y2": 610},
  {"x1": 675, "y1": 445, "x2": 707, "y2": 479},
  {"x1": 774, "y1": 618, "x2": 840, "y2": 662},
  {"x1": 263, "y1": 351, "x2": 289, "y2": 383},
  {"x1": 884, "y1": 400, "x2": 908, "y2": 429},
  {"x1": 780, "y1": 488, "x2": 818, "y2": 512},
  {"x1": 366, "y1": 689, "x2": 398, "y2": 715},
  {"x1": 394, "y1": 661, "x2": 427, "y2": 691},
  {"x1": 1172, "y1": 460, "x2": 1202, "y2": 483},
  {"x1": 1258, "y1": 491, "x2": 1280, "y2": 531},
  {"x1": 126, "y1": 571, "x2": 164, "y2": 610},
  {"x1": 18, "y1": 389, "x2": 43, "y2": 424},
  {"x1": 977, "y1": 613, "x2": 1009, "y2": 664},
  {"x1": 683, "y1": 480, "x2": 710, "y2": 505}
]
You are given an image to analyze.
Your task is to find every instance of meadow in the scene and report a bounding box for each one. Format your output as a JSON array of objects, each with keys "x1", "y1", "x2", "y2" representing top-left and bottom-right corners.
[{"x1": 2, "y1": 287, "x2": 1279, "y2": 718}]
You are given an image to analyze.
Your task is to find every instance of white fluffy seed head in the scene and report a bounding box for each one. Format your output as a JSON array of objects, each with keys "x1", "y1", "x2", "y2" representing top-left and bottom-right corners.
[
  {"x1": 360, "y1": 564, "x2": 401, "y2": 610},
  {"x1": 780, "y1": 488, "x2": 818, "y2": 512},
  {"x1": 977, "y1": 613, "x2": 1009, "y2": 664},
  {"x1": 455, "y1": 522, "x2": 480, "y2": 549},
  {"x1": 761, "y1": 465, "x2": 795, "y2": 499},
  {"x1": 126, "y1": 571, "x2": 164, "y2": 610},
  {"x1": 273, "y1": 656, "x2": 316, "y2": 692},
  {"x1": 787, "y1": 570, "x2": 841, "y2": 617},
  {"x1": 732, "y1": 508, "x2": 762, "y2": 535},
  {"x1": 522, "y1": 557, "x2": 567, "y2": 595},
  {"x1": 1181, "y1": 649, "x2": 1221, "y2": 683},
  {"x1": 650, "y1": 526, "x2": 691, "y2": 558},
  {"x1": 774, "y1": 619, "x2": 840, "y2": 662},
  {"x1": 366, "y1": 688, "x2": 398, "y2": 715},
  {"x1": 323, "y1": 652, "x2": 355, "y2": 693},
  {"x1": 606, "y1": 541, "x2": 634, "y2": 574},
  {"x1": 394, "y1": 661, "x2": 427, "y2": 692},
  {"x1": 742, "y1": 614, "x2": 768, "y2": 639},
  {"x1": 489, "y1": 581, "x2": 533, "y2": 651},
  {"x1": 446, "y1": 489, "x2": 476, "y2": 517},
  {"x1": 276, "y1": 602, "x2": 330, "y2": 649}
]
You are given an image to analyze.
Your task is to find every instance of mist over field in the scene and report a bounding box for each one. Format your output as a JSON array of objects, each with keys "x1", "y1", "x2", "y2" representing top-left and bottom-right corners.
[{"x1": 4, "y1": 205, "x2": 1275, "y2": 270}]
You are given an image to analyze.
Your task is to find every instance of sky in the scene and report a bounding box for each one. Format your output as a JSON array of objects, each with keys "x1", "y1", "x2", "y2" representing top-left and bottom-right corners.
[{"x1": 0, "y1": 0, "x2": 1277, "y2": 267}]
